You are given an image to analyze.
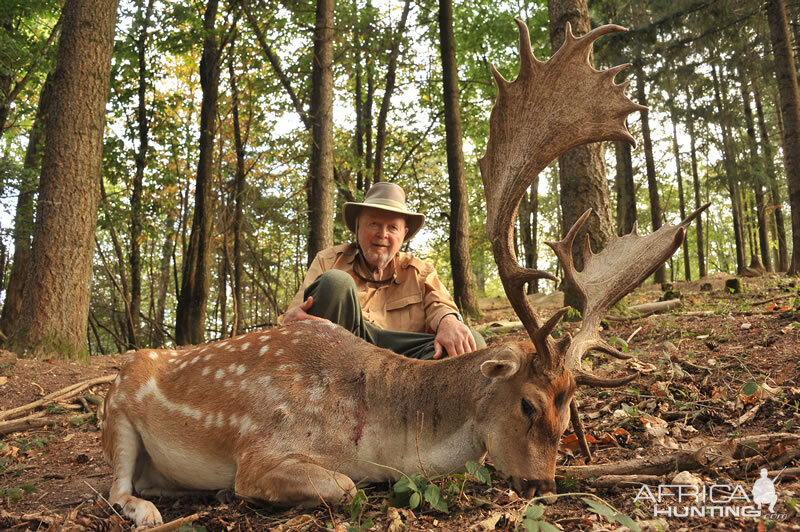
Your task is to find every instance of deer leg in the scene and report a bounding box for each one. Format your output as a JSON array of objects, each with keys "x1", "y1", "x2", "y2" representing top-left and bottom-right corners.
[
  {"x1": 234, "y1": 452, "x2": 356, "y2": 507},
  {"x1": 105, "y1": 415, "x2": 164, "y2": 527}
]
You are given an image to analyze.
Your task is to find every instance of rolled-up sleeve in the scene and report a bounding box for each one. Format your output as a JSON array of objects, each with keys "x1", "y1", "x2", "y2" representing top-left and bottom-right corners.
[{"x1": 422, "y1": 268, "x2": 460, "y2": 333}]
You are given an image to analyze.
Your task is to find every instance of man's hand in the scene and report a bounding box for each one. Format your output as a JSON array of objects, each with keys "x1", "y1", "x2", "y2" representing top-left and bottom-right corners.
[
  {"x1": 433, "y1": 314, "x2": 476, "y2": 359},
  {"x1": 282, "y1": 296, "x2": 330, "y2": 325}
]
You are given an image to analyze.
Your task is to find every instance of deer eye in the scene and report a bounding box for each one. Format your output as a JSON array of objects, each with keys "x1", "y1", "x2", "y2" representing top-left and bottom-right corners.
[{"x1": 521, "y1": 398, "x2": 536, "y2": 419}]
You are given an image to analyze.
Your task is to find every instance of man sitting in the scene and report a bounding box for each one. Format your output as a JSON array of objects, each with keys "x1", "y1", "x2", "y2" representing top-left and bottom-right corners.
[{"x1": 282, "y1": 182, "x2": 484, "y2": 359}]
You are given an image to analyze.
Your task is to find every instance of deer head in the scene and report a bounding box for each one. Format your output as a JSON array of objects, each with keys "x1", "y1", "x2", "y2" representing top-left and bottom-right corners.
[{"x1": 479, "y1": 19, "x2": 707, "y2": 466}]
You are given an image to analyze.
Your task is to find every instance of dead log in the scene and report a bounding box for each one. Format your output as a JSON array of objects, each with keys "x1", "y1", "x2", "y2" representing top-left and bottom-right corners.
[{"x1": 608, "y1": 299, "x2": 682, "y2": 321}]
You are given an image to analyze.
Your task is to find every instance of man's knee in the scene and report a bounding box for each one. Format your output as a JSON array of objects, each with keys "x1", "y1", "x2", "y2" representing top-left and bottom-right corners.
[
  {"x1": 472, "y1": 329, "x2": 487, "y2": 350},
  {"x1": 305, "y1": 270, "x2": 356, "y2": 299}
]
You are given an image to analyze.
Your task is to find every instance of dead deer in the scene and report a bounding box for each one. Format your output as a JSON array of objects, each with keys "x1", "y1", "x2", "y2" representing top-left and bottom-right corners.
[{"x1": 102, "y1": 20, "x2": 707, "y2": 527}]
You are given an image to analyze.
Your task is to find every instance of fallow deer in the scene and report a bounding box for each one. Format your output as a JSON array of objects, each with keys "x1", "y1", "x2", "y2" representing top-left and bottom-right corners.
[{"x1": 102, "y1": 20, "x2": 707, "y2": 527}]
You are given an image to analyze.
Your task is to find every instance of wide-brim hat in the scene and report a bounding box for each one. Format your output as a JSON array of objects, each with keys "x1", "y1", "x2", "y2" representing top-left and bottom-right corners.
[{"x1": 343, "y1": 182, "x2": 425, "y2": 243}]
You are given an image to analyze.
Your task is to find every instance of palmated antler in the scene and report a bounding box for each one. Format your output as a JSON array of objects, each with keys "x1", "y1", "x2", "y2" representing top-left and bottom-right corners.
[{"x1": 479, "y1": 19, "x2": 647, "y2": 374}]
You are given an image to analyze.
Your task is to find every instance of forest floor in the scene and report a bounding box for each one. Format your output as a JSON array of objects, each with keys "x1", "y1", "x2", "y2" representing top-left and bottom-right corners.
[{"x1": 1, "y1": 272, "x2": 799, "y2": 531}]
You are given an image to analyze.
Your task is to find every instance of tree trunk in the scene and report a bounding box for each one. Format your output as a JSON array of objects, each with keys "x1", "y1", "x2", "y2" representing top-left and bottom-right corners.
[
  {"x1": 0, "y1": 73, "x2": 53, "y2": 338},
  {"x1": 765, "y1": 0, "x2": 800, "y2": 275},
  {"x1": 229, "y1": 59, "x2": 246, "y2": 336},
  {"x1": 711, "y1": 63, "x2": 746, "y2": 274},
  {"x1": 372, "y1": 0, "x2": 411, "y2": 184},
  {"x1": 613, "y1": 140, "x2": 636, "y2": 235},
  {"x1": 306, "y1": 0, "x2": 335, "y2": 266},
  {"x1": 437, "y1": 0, "x2": 480, "y2": 318},
  {"x1": 669, "y1": 103, "x2": 691, "y2": 280},
  {"x1": 635, "y1": 67, "x2": 666, "y2": 284},
  {"x1": 739, "y1": 65, "x2": 773, "y2": 272},
  {"x1": 687, "y1": 113, "x2": 706, "y2": 278},
  {"x1": 6, "y1": 0, "x2": 119, "y2": 359},
  {"x1": 549, "y1": 0, "x2": 615, "y2": 311},
  {"x1": 752, "y1": 72, "x2": 789, "y2": 271},
  {"x1": 519, "y1": 183, "x2": 539, "y2": 294},
  {"x1": 129, "y1": 0, "x2": 155, "y2": 348},
  {"x1": 175, "y1": 0, "x2": 221, "y2": 345},
  {"x1": 153, "y1": 213, "x2": 175, "y2": 347}
]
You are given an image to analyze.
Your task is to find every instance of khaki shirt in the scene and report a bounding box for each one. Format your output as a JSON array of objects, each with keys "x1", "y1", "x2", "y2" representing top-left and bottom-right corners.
[{"x1": 285, "y1": 243, "x2": 459, "y2": 334}]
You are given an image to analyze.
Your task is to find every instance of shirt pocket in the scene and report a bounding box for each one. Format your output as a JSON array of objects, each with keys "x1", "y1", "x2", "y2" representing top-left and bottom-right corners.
[{"x1": 384, "y1": 293, "x2": 426, "y2": 333}]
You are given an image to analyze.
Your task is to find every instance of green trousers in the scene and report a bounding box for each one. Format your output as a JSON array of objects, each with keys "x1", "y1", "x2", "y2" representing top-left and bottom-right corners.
[{"x1": 303, "y1": 270, "x2": 485, "y2": 360}]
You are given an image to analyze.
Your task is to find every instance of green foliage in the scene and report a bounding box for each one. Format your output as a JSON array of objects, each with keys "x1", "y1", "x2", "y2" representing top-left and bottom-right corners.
[
  {"x1": 465, "y1": 461, "x2": 492, "y2": 485},
  {"x1": 741, "y1": 378, "x2": 759, "y2": 396},
  {"x1": 520, "y1": 504, "x2": 560, "y2": 532},
  {"x1": 392, "y1": 473, "x2": 448, "y2": 513},
  {"x1": 582, "y1": 497, "x2": 640, "y2": 531}
]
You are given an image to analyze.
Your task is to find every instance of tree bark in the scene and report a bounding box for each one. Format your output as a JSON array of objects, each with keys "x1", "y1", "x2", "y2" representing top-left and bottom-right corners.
[
  {"x1": 549, "y1": 0, "x2": 615, "y2": 311},
  {"x1": 437, "y1": 0, "x2": 480, "y2": 318},
  {"x1": 669, "y1": 103, "x2": 691, "y2": 280},
  {"x1": 0, "y1": 74, "x2": 53, "y2": 338},
  {"x1": 519, "y1": 183, "x2": 539, "y2": 294},
  {"x1": 6, "y1": 0, "x2": 119, "y2": 359},
  {"x1": 765, "y1": 0, "x2": 800, "y2": 275},
  {"x1": 687, "y1": 113, "x2": 706, "y2": 278},
  {"x1": 306, "y1": 0, "x2": 335, "y2": 266},
  {"x1": 711, "y1": 63, "x2": 746, "y2": 274},
  {"x1": 635, "y1": 67, "x2": 665, "y2": 284},
  {"x1": 175, "y1": 0, "x2": 222, "y2": 345},
  {"x1": 613, "y1": 140, "x2": 636, "y2": 235}
]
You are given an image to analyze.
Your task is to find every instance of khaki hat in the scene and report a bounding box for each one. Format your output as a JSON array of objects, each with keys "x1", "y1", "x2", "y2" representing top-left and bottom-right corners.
[{"x1": 343, "y1": 182, "x2": 425, "y2": 242}]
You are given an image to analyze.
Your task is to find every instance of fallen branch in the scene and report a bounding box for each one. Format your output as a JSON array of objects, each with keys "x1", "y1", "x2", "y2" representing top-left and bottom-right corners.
[
  {"x1": 608, "y1": 299, "x2": 683, "y2": 321},
  {"x1": 558, "y1": 433, "x2": 799, "y2": 479},
  {"x1": 0, "y1": 414, "x2": 62, "y2": 436},
  {"x1": 588, "y1": 474, "x2": 663, "y2": 488},
  {"x1": 0, "y1": 510, "x2": 56, "y2": 526},
  {"x1": 145, "y1": 513, "x2": 202, "y2": 532},
  {"x1": 0, "y1": 374, "x2": 117, "y2": 421}
]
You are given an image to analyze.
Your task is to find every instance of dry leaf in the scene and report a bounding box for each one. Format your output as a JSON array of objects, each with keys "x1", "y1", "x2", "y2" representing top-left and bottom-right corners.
[
  {"x1": 0, "y1": 376, "x2": 7, "y2": 386},
  {"x1": 471, "y1": 511, "x2": 503, "y2": 530}
]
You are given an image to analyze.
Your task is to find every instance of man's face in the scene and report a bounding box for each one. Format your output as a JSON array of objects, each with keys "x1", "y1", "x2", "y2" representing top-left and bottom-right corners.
[{"x1": 357, "y1": 207, "x2": 408, "y2": 270}]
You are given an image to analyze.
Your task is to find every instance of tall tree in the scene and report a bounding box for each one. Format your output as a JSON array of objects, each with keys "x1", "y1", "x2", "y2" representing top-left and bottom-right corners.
[
  {"x1": 669, "y1": 101, "x2": 691, "y2": 280},
  {"x1": 0, "y1": 74, "x2": 53, "y2": 337},
  {"x1": 635, "y1": 66, "x2": 666, "y2": 284},
  {"x1": 613, "y1": 140, "x2": 636, "y2": 235},
  {"x1": 129, "y1": 0, "x2": 156, "y2": 348},
  {"x1": 711, "y1": 63, "x2": 746, "y2": 274},
  {"x1": 687, "y1": 112, "x2": 706, "y2": 278},
  {"x1": 6, "y1": 0, "x2": 119, "y2": 359},
  {"x1": 548, "y1": 0, "x2": 615, "y2": 310},
  {"x1": 175, "y1": 0, "x2": 226, "y2": 345},
  {"x1": 437, "y1": 0, "x2": 479, "y2": 318},
  {"x1": 306, "y1": 0, "x2": 335, "y2": 265},
  {"x1": 765, "y1": 0, "x2": 800, "y2": 275},
  {"x1": 229, "y1": 57, "x2": 246, "y2": 336}
]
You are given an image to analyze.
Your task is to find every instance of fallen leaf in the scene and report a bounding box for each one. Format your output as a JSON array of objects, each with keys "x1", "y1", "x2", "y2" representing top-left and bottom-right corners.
[
  {"x1": 0, "y1": 376, "x2": 7, "y2": 386},
  {"x1": 471, "y1": 511, "x2": 503, "y2": 530}
]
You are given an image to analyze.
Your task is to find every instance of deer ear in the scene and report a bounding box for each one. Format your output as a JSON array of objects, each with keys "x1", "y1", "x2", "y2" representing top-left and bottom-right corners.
[{"x1": 481, "y1": 358, "x2": 520, "y2": 380}]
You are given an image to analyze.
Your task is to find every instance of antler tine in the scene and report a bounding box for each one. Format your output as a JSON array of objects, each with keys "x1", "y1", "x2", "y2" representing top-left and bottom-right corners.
[
  {"x1": 560, "y1": 203, "x2": 712, "y2": 386},
  {"x1": 480, "y1": 19, "x2": 646, "y2": 373}
]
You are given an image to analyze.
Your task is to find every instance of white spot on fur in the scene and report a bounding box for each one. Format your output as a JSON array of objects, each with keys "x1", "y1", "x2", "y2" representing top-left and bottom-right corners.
[
  {"x1": 189, "y1": 357, "x2": 199, "y2": 364},
  {"x1": 224, "y1": 380, "x2": 233, "y2": 387},
  {"x1": 114, "y1": 375, "x2": 121, "y2": 385},
  {"x1": 216, "y1": 412, "x2": 224, "y2": 428},
  {"x1": 236, "y1": 365, "x2": 246, "y2": 376},
  {"x1": 179, "y1": 360, "x2": 188, "y2": 369},
  {"x1": 239, "y1": 414, "x2": 253, "y2": 433},
  {"x1": 291, "y1": 338, "x2": 300, "y2": 344},
  {"x1": 293, "y1": 374, "x2": 303, "y2": 382},
  {"x1": 278, "y1": 364, "x2": 293, "y2": 371},
  {"x1": 149, "y1": 352, "x2": 159, "y2": 360},
  {"x1": 202, "y1": 367, "x2": 210, "y2": 376},
  {"x1": 259, "y1": 335, "x2": 270, "y2": 341},
  {"x1": 280, "y1": 329, "x2": 290, "y2": 335},
  {"x1": 204, "y1": 354, "x2": 213, "y2": 361},
  {"x1": 240, "y1": 342, "x2": 250, "y2": 351},
  {"x1": 218, "y1": 341, "x2": 229, "y2": 348},
  {"x1": 258, "y1": 345, "x2": 270, "y2": 357},
  {"x1": 275, "y1": 349, "x2": 284, "y2": 357},
  {"x1": 215, "y1": 369, "x2": 225, "y2": 379},
  {"x1": 204, "y1": 413, "x2": 213, "y2": 428},
  {"x1": 308, "y1": 384, "x2": 325, "y2": 402},
  {"x1": 230, "y1": 413, "x2": 239, "y2": 427}
]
